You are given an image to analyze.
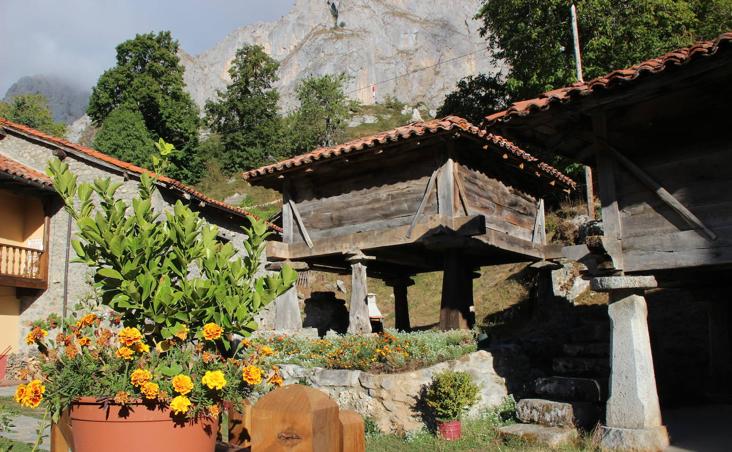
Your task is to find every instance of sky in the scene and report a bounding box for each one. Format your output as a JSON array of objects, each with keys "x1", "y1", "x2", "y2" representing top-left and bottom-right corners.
[{"x1": 0, "y1": 0, "x2": 295, "y2": 95}]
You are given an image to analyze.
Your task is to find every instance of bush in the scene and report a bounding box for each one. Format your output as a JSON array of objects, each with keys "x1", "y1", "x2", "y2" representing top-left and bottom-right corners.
[{"x1": 425, "y1": 370, "x2": 479, "y2": 421}]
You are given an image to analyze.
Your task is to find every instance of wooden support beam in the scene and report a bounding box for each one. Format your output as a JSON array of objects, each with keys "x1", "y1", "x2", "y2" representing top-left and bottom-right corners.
[
  {"x1": 439, "y1": 250, "x2": 474, "y2": 330},
  {"x1": 406, "y1": 168, "x2": 439, "y2": 239},
  {"x1": 454, "y1": 167, "x2": 473, "y2": 216},
  {"x1": 288, "y1": 199, "x2": 314, "y2": 248},
  {"x1": 532, "y1": 198, "x2": 546, "y2": 245},
  {"x1": 584, "y1": 165, "x2": 595, "y2": 219},
  {"x1": 385, "y1": 276, "x2": 414, "y2": 332},
  {"x1": 282, "y1": 180, "x2": 294, "y2": 244},
  {"x1": 593, "y1": 114, "x2": 624, "y2": 272},
  {"x1": 437, "y1": 157, "x2": 455, "y2": 220},
  {"x1": 603, "y1": 141, "x2": 717, "y2": 241}
]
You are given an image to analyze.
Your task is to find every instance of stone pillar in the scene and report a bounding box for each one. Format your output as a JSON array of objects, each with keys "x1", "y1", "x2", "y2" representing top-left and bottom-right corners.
[
  {"x1": 707, "y1": 301, "x2": 731, "y2": 392},
  {"x1": 439, "y1": 250, "x2": 474, "y2": 330},
  {"x1": 274, "y1": 286, "x2": 301, "y2": 331},
  {"x1": 385, "y1": 276, "x2": 414, "y2": 332},
  {"x1": 346, "y1": 250, "x2": 374, "y2": 334},
  {"x1": 591, "y1": 276, "x2": 669, "y2": 451}
]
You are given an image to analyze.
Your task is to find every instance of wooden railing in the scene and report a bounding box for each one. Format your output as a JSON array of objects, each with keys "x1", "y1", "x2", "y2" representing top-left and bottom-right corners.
[{"x1": 0, "y1": 243, "x2": 47, "y2": 288}]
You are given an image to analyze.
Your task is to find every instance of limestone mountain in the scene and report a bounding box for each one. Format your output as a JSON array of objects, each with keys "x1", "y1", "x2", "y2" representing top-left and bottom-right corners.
[
  {"x1": 180, "y1": 0, "x2": 503, "y2": 111},
  {"x1": 3, "y1": 74, "x2": 90, "y2": 124}
]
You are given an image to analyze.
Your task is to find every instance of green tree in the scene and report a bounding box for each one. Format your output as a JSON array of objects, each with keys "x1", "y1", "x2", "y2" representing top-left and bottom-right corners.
[
  {"x1": 205, "y1": 45, "x2": 286, "y2": 173},
  {"x1": 440, "y1": 0, "x2": 732, "y2": 119},
  {"x1": 436, "y1": 73, "x2": 510, "y2": 124},
  {"x1": 87, "y1": 31, "x2": 202, "y2": 182},
  {"x1": 93, "y1": 105, "x2": 154, "y2": 166},
  {"x1": 288, "y1": 74, "x2": 351, "y2": 153},
  {"x1": 0, "y1": 93, "x2": 66, "y2": 137}
]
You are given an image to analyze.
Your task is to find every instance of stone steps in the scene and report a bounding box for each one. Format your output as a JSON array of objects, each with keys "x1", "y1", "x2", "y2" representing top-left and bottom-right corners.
[
  {"x1": 516, "y1": 398, "x2": 601, "y2": 430},
  {"x1": 533, "y1": 376, "x2": 604, "y2": 402},
  {"x1": 562, "y1": 342, "x2": 609, "y2": 357},
  {"x1": 570, "y1": 323, "x2": 610, "y2": 343},
  {"x1": 497, "y1": 423, "x2": 577, "y2": 448},
  {"x1": 553, "y1": 357, "x2": 610, "y2": 377}
]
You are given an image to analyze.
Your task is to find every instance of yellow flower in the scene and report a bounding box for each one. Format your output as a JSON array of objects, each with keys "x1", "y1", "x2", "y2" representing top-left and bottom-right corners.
[
  {"x1": 115, "y1": 346, "x2": 134, "y2": 360},
  {"x1": 78, "y1": 337, "x2": 91, "y2": 347},
  {"x1": 260, "y1": 345, "x2": 274, "y2": 356},
  {"x1": 130, "y1": 369, "x2": 152, "y2": 387},
  {"x1": 16, "y1": 380, "x2": 44, "y2": 409},
  {"x1": 174, "y1": 325, "x2": 189, "y2": 341},
  {"x1": 25, "y1": 327, "x2": 47, "y2": 345},
  {"x1": 202, "y1": 323, "x2": 223, "y2": 341},
  {"x1": 170, "y1": 395, "x2": 191, "y2": 415},
  {"x1": 75, "y1": 313, "x2": 97, "y2": 328},
  {"x1": 133, "y1": 342, "x2": 150, "y2": 353},
  {"x1": 140, "y1": 382, "x2": 160, "y2": 400},
  {"x1": 118, "y1": 327, "x2": 143, "y2": 346},
  {"x1": 201, "y1": 370, "x2": 227, "y2": 390},
  {"x1": 208, "y1": 405, "x2": 220, "y2": 417},
  {"x1": 172, "y1": 374, "x2": 194, "y2": 395},
  {"x1": 267, "y1": 372, "x2": 284, "y2": 387},
  {"x1": 241, "y1": 365, "x2": 263, "y2": 385}
]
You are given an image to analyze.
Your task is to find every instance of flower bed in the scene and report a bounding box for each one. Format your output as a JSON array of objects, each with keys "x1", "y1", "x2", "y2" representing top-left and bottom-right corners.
[{"x1": 252, "y1": 329, "x2": 477, "y2": 373}]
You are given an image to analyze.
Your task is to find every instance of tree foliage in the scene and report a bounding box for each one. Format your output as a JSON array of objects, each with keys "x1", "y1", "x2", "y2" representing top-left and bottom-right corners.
[
  {"x1": 93, "y1": 106, "x2": 155, "y2": 166},
  {"x1": 440, "y1": 0, "x2": 732, "y2": 119},
  {"x1": 288, "y1": 74, "x2": 351, "y2": 154},
  {"x1": 87, "y1": 31, "x2": 202, "y2": 182},
  {"x1": 436, "y1": 73, "x2": 511, "y2": 124},
  {"x1": 0, "y1": 93, "x2": 66, "y2": 137},
  {"x1": 204, "y1": 45, "x2": 287, "y2": 173}
]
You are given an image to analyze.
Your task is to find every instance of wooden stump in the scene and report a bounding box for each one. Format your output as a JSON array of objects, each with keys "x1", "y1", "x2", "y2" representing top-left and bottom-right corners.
[
  {"x1": 339, "y1": 410, "x2": 365, "y2": 452},
  {"x1": 251, "y1": 385, "x2": 341, "y2": 452},
  {"x1": 346, "y1": 251, "x2": 374, "y2": 334}
]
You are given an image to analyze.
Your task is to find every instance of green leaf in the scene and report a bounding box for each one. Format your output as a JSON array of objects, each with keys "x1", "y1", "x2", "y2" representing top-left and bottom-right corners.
[{"x1": 98, "y1": 267, "x2": 123, "y2": 280}]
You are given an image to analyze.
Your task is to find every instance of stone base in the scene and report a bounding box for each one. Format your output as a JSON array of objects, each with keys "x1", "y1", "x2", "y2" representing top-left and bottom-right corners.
[
  {"x1": 600, "y1": 425, "x2": 669, "y2": 451},
  {"x1": 498, "y1": 424, "x2": 577, "y2": 448}
]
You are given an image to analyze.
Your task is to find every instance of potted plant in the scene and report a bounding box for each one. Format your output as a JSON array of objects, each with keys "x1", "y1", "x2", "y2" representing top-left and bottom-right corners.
[
  {"x1": 15, "y1": 143, "x2": 296, "y2": 452},
  {"x1": 425, "y1": 370, "x2": 479, "y2": 441}
]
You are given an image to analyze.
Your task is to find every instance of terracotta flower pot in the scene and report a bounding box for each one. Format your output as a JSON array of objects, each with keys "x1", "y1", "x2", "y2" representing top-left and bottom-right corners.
[
  {"x1": 69, "y1": 397, "x2": 219, "y2": 452},
  {"x1": 437, "y1": 419, "x2": 462, "y2": 441}
]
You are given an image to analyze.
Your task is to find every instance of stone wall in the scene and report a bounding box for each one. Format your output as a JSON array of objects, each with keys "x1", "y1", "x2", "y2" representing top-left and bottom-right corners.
[
  {"x1": 277, "y1": 350, "x2": 508, "y2": 433},
  {"x1": 0, "y1": 133, "x2": 252, "y2": 351}
]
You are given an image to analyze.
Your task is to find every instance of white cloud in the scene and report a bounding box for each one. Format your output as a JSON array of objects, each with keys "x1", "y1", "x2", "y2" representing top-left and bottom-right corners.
[{"x1": 0, "y1": 0, "x2": 294, "y2": 94}]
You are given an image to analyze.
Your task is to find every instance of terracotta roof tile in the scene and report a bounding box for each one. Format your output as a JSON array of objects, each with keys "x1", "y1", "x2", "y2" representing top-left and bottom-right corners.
[
  {"x1": 484, "y1": 31, "x2": 732, "y2": 126},
  {"x1": 0, "y1": 153, "x2": 53, "y2": 188},
  {"x1": 0, "y1": 118, "x2": 281, "y2": 232},
  {"x1": 243, "y1": 116, "x2": 576, "y2": 190}
]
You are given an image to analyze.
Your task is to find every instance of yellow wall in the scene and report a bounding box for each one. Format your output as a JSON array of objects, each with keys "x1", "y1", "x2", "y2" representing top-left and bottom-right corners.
[
  {"x1": 0, "y1": 189, "x2": 45, "y2": 248},
  {"x1": 0, "y1": 287, "x2": 20, "y2": 352}
]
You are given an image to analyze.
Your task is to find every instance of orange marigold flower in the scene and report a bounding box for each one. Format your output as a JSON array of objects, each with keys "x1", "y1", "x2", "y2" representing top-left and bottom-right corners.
[
  {"x1": 170, "y1": 395, "x2": 191, "y2": 415},
  {"x1": 267, "y1": 372, "x2": 284, "y2": 387},
  {"x1": 75, "y1": 313, "x2": 97, "y2": 328},
  {"x1": 208, "y1": 405, "x2": 220, "y2": 417},
  {"x1": 202, "y1": 351, "x2": 216, "y2": 364},
  {"x1": 171, "y1": 374, "x2": 194, "y2": 395},
  {"x1": 131, "y1": 369, "x2": 152, "y2": 387},
  {"x1": 64, "y1": 345, "x2": 78, "y2": 359},
  {"x1": 241, "y1": 365, "x2": 263, "y2": 385},
  {"x1": 14, "y1": 384, "x2": 26, "y2": 404},
  {"x1": 140, "y1": 382, "x2": 160, "y2": 400},
  {"x1": 202, "y1": 323, "x2": 223, "y2": 341},
  {"x1": 114, "y1": 391, "x2": 130, "y2": 405},
  {"x1": 240, "y1": 338, "x2": 251, "y2": 348},
  {"x1": 118, "y1": 327, "x2": 143, "y2": 347},
  {"x1": 25, "y1": 327, "x2": 48, "y2": 345},
  {"x1": 115, "y1": 346, "x2": 134, "y2": 360},
  {"x1": 259, "y1": 345, "x2": 274, "y2": 356},
  {"x1": 201, "y1": 370, "x2": 227, "y2": 390},
  {"x1": 132, "y1": 342, "x2": 150, "y2": 353},
  {"x1": 78, "y1": 337, "x2": 91, "y2": 347},
  {"x1": 96, "y1": 329, "x2": 113, "y2": 347},
  {"x1": 16, "y1": 380, "x2": 44, "y2": 408}
]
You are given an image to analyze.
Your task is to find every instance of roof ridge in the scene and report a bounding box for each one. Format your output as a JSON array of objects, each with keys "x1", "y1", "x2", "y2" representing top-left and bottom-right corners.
[{"x1": 0, "y1": 117, "x2": 281, "y2": 232}]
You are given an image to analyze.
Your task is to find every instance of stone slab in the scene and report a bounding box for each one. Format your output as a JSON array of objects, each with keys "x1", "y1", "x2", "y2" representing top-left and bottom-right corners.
[
  {"x1": 591, "y1": 276, "x2": 657, "y2": 292},
  {"x1": 517, "y1": 398, "x2": 601, "y2": 430},
  {"x1": 600, "y1": 425, "x2": 669, "y2": 451},
  {"x1": 498, "y1": 423, "x2": 577, "y2": 448},
  {"x1": 533, "y1": 376, "x2": 603, "y2": 402}
]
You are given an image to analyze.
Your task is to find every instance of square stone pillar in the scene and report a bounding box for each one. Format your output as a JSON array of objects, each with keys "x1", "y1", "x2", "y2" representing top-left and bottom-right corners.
[
  {"x1": 346, "y1": 250, "x2": 374, "y2": 334},
  {"x1": 274, "y1": 286, "x2": 302, "y2": 331},
  {"x1": 384, "y1": 276, "x2": 414, "y2": 332},
  {"x1": 591, "y1": 276, "x2": 669, "y2": 451}
]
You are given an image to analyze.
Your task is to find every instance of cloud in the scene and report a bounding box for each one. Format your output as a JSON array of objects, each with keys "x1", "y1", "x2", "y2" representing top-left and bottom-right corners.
[{"x1": 0, "y1": 0, "x2": 294, "y2": 94}]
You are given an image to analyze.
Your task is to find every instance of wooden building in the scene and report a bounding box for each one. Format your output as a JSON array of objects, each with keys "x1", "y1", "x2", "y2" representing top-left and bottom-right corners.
[
  {"x1": 483, "y1": 31, "x2": 732, "y2": 450},
  {"x1": 244, "y1": 116, "x2": 574, "y2": 331}
]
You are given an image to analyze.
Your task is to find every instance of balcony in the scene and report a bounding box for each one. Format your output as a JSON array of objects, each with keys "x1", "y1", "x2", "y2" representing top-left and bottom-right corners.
[{"x1": 0, "y1": 243, "x2": 47, "y2": 289}]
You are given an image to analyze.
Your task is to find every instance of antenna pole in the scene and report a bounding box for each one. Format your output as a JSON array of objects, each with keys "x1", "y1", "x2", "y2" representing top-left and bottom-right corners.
[{"x1": 570, "y1": 4, "x2": 584, "y2": 83}]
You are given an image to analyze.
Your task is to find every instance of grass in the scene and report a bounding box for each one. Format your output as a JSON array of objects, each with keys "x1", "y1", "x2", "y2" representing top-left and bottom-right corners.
[
  {"x1": 0, "y1": 397, "x2": 41, "y2": 420},
  {"x1": 0, "y1": 437, "x2": 33, "y2": 451}
]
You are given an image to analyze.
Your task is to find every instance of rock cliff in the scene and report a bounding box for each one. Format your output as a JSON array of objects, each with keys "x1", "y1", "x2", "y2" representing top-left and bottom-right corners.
[
  {"x1": 181, "y1": 0, "x2": 503, "y2": 110},
  {"x1": 3, "y1": 74, "x2": 90, "y2": 124}
]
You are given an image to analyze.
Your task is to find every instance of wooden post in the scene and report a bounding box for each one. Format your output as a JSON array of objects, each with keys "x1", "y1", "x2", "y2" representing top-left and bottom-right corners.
[
  {"x1": 251, "y1": 385, "x2": 342, "y2": 452},
  {"x1": 339, "y1": 410, "x2": 366, "y2": 452},
  {"x1": 282, "y1": 180, "x2": 294, "y2": 244},
  {"x1": 50, "y1": 413, "x2": 73, "y2": 452},
  {"x1": 584, "y1": 165, "x2": 595, "y2": 219},
  {"x1": 346, "y1": 250, "x2": 375, "y2": 334},
  {"x1": 593, "y1": 114, "x2": 621, "y2": 243},
  {"x1": 439, "y1": 250, "x2": 474, "y2": 330},
  {"x1": 437, "y1": 157, "x2": 455, "y2": 219},
  {"x1": 385, "y1": 276, "x2": 414, "y2": 331}
]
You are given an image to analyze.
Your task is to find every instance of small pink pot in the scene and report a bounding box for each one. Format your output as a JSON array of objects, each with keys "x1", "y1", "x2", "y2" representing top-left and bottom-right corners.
[{"x1": 437, "y1": 419, "x2": 462, "y2": 440}]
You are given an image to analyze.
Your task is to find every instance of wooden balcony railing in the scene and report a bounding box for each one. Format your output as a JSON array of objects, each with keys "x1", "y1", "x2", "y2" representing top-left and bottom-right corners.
[{"x1": 0, "y1": 243, "x2": 47, "y2": 289}]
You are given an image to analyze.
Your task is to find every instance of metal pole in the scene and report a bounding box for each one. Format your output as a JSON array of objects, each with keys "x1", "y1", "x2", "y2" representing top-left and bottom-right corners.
[{"x1": 570, "y1": 4, "x2": 584, "y2": 83}]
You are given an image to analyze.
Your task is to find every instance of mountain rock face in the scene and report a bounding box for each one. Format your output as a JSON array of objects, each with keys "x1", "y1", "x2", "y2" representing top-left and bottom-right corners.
[
  {"x1": 181, "y1": 0, "x2": 503, "y2": 111},
  {"x1": 3, "y1": 75, "x2": 90, "y2": 124}
]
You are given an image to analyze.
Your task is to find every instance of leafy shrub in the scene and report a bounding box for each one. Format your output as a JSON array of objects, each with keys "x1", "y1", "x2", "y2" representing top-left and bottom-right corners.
[{"x1": 425, "y1": 370, "x2": 479, "y2": 421}]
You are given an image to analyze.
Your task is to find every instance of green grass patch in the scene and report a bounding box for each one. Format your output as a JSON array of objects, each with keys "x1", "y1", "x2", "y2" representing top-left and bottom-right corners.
[
  {"x1": 0, "y1": 397, "x2": 41, "y2": 420},
  {"x1": 0, "y1": 437, "x2": 34, "y2": 451}
]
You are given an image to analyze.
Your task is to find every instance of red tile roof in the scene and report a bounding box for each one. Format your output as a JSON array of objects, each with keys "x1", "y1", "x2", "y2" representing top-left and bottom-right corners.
[
  {"x1": 484, "y1": 31, "x2": 732, "y2": 126},
  {"x1": 0, "y1": 118, "x2": 281, "y2": 232},
  {"x1": 243, "y1": 116, "x2": 576, "y2": 190},
  {"x1": 0, "y1": 153, "x2": 53, "y2": 188}
]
